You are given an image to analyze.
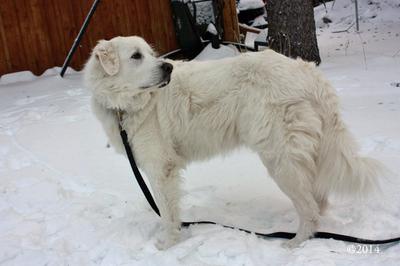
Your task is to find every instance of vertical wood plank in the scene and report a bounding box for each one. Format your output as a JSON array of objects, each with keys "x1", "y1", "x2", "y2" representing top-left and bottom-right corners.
[
  {"x1": 0, "y1": 4, "x2": 11, "y2": 74},
  {"x1": 159, "y1": 0, "x2": 178, "y2": 52},
  {"x1": 222, "y1": 0, "x2": 240, "y2": 42},
  {"x1": 136, "y1": 0, "x2": 154, "y2": 43},
  {"x1": 0, "y1": 1, "x2": 27, "y2": 74},
  {"x1": 148, "y1": 0, "x2": 164, "y2": 52},
  {"x1": 51, "y1": 0, "x2": 77, "y2": 70},
  {"x1": 43, "y1": 1, "x2": 64, "y2": 69},
  {"x1": 28, "y1": 0, "x2": 55, "y2": 74}
]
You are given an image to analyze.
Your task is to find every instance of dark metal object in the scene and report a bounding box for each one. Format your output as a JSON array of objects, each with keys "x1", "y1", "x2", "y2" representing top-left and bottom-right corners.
[
  {"x1": 60, "y1": 0, "x2": 101, "y2": 77},
  {"x1": 171, "y1": 1, "x2": 204, "y2": 59},
  {"x1": 355, "y1": 0, "x2": 359, "y2": 31},
  {"x1": 171, "y1": 0, "x2": 232, "y2": 59}
]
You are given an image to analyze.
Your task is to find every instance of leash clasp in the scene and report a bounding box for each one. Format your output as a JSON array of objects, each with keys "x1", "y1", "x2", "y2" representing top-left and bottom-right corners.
[{"x1": 116, "y1": 110, "x2": 124, "y2": 130}]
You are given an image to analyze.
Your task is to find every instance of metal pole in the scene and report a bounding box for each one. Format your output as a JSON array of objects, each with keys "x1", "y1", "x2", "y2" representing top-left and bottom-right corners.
[
  {"x1": 60, "y1": 0, "x2": 101, "y2": 77},
  {"x1": 355, "y1": 0, "x2": 359, "y2": 32}
]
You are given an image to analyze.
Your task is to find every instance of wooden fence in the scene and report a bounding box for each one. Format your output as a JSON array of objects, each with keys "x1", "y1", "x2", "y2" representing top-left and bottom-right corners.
[{"x1": 0, "y1": 0, "x2": 239, "y2": 76}]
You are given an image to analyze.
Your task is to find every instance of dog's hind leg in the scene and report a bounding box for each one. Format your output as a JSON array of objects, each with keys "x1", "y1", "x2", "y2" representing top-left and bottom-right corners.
[
  {"x1": 260, "y1": 151, "x2": 320, "y2": 248},
  {"x1": 256, "y1": 102, "x2": 322, "y2": 248},
  {"x1": 314, "y1": 193, "x2": 329, "y2": 215}
]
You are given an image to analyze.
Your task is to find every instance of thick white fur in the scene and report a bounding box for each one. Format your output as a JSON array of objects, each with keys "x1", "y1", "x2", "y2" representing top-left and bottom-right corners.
[{"x1": 84, "y1": 36, "x2": 383, "y2": 249}]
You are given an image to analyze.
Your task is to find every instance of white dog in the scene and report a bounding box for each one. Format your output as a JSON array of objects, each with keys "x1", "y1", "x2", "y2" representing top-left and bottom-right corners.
[{"x1": 84, "y1": 36, "x2": 383, "y2": 249}]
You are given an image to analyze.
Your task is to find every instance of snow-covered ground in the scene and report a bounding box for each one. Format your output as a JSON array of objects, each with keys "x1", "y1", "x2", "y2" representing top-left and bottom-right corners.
[{"x1": 1, "y1": 0, "x2": 400, "y2": 265}]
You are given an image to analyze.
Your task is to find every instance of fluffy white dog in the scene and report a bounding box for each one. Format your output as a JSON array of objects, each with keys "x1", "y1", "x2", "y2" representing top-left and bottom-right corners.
[{"x1": 84, "y1": 36, "x2": 383, "y2": 249}]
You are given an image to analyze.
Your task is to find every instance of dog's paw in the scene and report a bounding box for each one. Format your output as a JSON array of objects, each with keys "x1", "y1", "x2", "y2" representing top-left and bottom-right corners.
[
  {"x1": 281, "y1": 238, "x2": 304, "y2": 249},
  {"x1": 155, "y1": 225, "x2": 181, "y2": 250},
  {"x1": 155, "y1": 233, "x2": 180, "y2": 250}
]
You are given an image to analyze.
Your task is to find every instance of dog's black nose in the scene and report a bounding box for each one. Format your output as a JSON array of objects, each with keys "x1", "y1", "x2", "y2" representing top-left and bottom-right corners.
[{"x1": 161, "y1": 62, "x2": 173, "y2": 74}]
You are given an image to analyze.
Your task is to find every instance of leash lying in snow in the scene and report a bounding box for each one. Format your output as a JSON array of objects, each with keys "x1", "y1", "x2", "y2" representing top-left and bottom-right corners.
[{"x1": 118, "y1": 116, "x2": 400, "y2": 245}]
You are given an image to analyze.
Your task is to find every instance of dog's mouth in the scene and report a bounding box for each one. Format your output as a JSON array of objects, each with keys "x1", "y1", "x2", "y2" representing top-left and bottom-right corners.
[
  {"x1": 140, "y1": 75, "x2": 171, "y2": 89},
  {"x1": 158, "y1": 75, "x2": 171, "y2": 88}
]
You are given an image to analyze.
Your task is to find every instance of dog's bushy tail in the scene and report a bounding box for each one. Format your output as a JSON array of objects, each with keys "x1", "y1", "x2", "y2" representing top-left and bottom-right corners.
[{"x1": 314, "y1": 95, "x2": 385, "y2": 199}]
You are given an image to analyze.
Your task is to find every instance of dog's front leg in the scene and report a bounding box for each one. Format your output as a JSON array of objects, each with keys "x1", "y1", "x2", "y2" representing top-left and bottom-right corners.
[{"x1": 141, "y1": 159, "x2": 182, "y2": 250}]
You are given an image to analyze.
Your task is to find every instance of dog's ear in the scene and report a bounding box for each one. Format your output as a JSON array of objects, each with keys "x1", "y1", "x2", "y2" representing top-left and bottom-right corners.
[{"x1": 94, "y1": 40, "x2": 120, "y2": 76}]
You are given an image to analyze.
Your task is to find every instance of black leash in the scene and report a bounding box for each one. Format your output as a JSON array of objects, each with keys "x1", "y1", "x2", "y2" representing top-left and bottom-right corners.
[
  {"x1": 118, "y1": 116, "x2": 400, "y2": 245},
  {"x1": 120, "y1": 129, "x2": 160, "y2": 216}
]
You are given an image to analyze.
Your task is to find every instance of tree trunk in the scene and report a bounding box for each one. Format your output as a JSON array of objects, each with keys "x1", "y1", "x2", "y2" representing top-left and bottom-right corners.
[{"x1": 267, "y1": 0, "x2": 321, "y2": 65}]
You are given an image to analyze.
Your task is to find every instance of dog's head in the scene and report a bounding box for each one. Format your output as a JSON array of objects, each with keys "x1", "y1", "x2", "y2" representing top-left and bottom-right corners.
[{"x1": 85, "y1": 36, "x2": 173, "y2": 92}]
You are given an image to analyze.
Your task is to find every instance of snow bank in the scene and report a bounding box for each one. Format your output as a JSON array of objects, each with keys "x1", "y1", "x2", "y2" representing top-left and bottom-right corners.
[
  {"x1": 0, "y1": 67, "x2": 78, "y2": 86},
  {"x1": 0, "y1": 71, "x2": 37, "y2": 85}
]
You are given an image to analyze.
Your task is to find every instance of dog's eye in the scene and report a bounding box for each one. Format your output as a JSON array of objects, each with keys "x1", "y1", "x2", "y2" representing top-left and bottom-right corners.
[{"x1": 131, "y1": 52, "x2": 142, "y2": 60}]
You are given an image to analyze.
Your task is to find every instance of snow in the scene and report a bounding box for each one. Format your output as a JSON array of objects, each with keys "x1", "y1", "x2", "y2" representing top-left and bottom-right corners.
[
  {"x1": 1, "y1": 0, "x2": 400, "y2": 265},
  {"x1": 194, "y1": 43, "x2": 240, "y2": 61},
  {"x1": 186, "y1": 1, "x2": 215, "y2": 26},
  {"x1": 206, "y1": 23, "x2": 218, "y2": 36},
  {"x1": 250, "y1": 15, "x2": 267, "y2": 27},
  {"x1": 315, "y1": 0, "x2": 400, "y2": 29},
  {"x1": 0, "y1": 71, "x2": 37, "y2": 85},
  {"x1": 245, "y1": 31, "x2": 260, "y2": 48},
  {"x1": 237, "y1": 0, "x2": 265, "y2": 11}
]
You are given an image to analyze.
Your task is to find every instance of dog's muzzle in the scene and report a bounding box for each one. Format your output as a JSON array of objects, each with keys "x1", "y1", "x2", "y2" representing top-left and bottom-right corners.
[
  {"x1": 139, "y1": 62, "x2": 173, "y2": 89},
  {"x1": 158, "y1": 62, "x2": 173, "y2": 88}
]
